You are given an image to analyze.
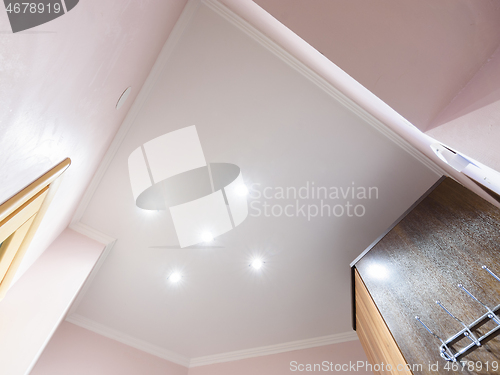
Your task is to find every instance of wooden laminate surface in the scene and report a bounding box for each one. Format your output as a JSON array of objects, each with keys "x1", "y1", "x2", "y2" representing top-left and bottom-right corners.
[
  {"x1": 355, "y1": 269, "x2": 413, "y2": 375},
  {"x1": 356, "y1": 178, "x2": 500, "y2": 375}
]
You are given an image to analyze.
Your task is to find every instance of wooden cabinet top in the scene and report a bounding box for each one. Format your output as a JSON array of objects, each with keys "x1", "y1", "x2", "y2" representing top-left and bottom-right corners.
[{"x1": 352, "y1": 177, "x2": 500, "y2": 374}]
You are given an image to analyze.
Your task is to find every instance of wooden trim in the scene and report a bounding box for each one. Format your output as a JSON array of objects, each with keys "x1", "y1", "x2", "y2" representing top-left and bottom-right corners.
[
  {"x1": 0, "y1": 158, "x2": 70, "y2": 300},
  {"x1": 0, "y1": 216, "x2": 35, "y2": 284},
  {"x1": 0, "y1": 186, "x2": 49, "y2": 244},
  {"x1": 0, "y1": 158, "x2": 70, "y2": 223},
  {"x1": 355, "y1": 270, "x2": 413, "y2": 375}
]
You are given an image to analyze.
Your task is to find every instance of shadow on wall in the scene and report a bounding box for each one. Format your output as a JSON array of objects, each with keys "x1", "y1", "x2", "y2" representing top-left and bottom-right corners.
[
  {"x1": 425, "y1": 44, "x2": 500, "y2": 172},
  {"x1": 428, "y1": 44, "x2": 500, "y2": 130}
]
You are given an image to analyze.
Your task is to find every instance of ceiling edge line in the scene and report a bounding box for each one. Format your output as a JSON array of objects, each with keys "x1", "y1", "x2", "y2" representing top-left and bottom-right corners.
[
  {"x1": 188, "y1": 331, "x2": 359, "y2": 367},
  {"x1": 66, "y1": 313, "x2": 191, "y2": 368},
  {"x1": 69, "y1": 0, "x2": 203, "y2": 227},
  {"x1": 203, "y1": 0, "x2": 445, "y2": 177},
  {"x1": 65, "y1": 310, "x2": 358, "y2": 370}
]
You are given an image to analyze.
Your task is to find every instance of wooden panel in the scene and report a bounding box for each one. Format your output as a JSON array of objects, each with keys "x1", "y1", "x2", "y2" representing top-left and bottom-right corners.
[
  {"x1": 0, "y1": 187, "x2": 48, "y2": 244},
  {"x1": 0, "y1": 215, "x2": 36, "y2": 284},
  {"x1": 355, "y1": 269, "x2": 413, "y2": 375},
  {"x1": 0, "y1": 158, "x2": 70, "y2": 222},
  {"x1": 356, "y1": 178, "x2": 500, "y2": 374},
  {"x1": 0, "y1": 158, "x2": 70, "y2": 300}
]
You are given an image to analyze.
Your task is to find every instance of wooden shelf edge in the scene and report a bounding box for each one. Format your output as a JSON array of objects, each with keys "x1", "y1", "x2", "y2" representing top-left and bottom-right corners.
[{"x1": 0, "y1": 158, "x2": 71, "y2": 223}]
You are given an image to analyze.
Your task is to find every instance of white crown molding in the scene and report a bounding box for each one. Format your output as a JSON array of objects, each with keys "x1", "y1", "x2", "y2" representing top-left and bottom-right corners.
[
  {"x1": 71, "y1": 0, "x2": 443, "y2": 229},
  {"x1": 189, "y1": 331, "x2": 359, "y2": 367},
  {"x1": 66, "y1": 314, "x2": 191, "y2": 368},
  {"x1": 203, "y1": 0, "x2": 445, "y2": 177},
  {"x1": 70, "y1": 0, "x2": 202, "y2": 226},
  {"x1": 69, "y1": 221, "x2": 116, "y2": 245},
  {"x1": 66, "y1": 223, "x2": 359, "y2": 369},
  {"x1": 66, "y1": 312, "x2": 358, "y2": 369}
]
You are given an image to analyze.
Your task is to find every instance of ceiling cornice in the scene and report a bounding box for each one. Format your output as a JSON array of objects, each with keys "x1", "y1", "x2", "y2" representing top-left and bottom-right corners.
[
  {"x1": 66, "y1": 313, "x2": 191, "y2": 368},
  {"x1": 71, "y1": 0, "x2": 447, "y2": 230},
  {"x1": 66, "y1": 312, "x2": 358, "y2": 368},
  {"x1": 188, "y1": 331, "x2": 359, "y2": 367},
  {"x1": 65, "y1": 222, "x2": 360, "y2": 368},
  {"x1": 208, "y1": 0, "x2": 445, "y2": 176}
]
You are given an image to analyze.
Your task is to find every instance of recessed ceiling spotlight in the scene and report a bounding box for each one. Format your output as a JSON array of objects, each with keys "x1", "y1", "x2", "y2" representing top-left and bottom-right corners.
[
  {"x1": 235, "y1": 184, "x2": 249, "y2": 197},
  {"x1": 116, "y1": 87, "x2": 132, "y2": 110},
  {"x1": 201, "y1": 231, "x2": 214, "y2": 243},
  {"x1": 169, "y1": 272, "x2": 182, "y2": 283},
  {"x1": 250, "y1": 259, "x2": 264, "y2": 270}
]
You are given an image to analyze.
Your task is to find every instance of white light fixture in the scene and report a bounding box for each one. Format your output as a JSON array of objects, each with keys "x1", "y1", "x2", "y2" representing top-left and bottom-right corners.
[
  {"x1": 251, "y1": 259, "x2": 264, "y2": 270},
  {"x1": 430, "y1": 143, "x2": 471, "y2": 172},
  {"x1": 169, "y1": 272, "x2": 182, "y2": 283},
  {"x1": 128, "y1": 126, "x2": 249, "y2": 248},
  {"x1": 201, "y1": 231, "x2": 214, "y2": 243}
]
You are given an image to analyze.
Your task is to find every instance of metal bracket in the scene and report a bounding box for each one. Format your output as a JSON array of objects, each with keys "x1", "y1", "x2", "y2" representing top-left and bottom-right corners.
[{"x1": 416, "y1": 265, "x2": 500, "y2": 362}]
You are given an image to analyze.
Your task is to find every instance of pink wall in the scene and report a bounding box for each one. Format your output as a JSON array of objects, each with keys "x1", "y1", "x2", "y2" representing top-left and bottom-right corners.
[
  {"x1": 189, "y1": 341, "x2": 373, "y2": 375},
  {"x1": 218, "y1": 0, "x2": 499, "y2": 208},
  {"x1": 254, "y1": 0, "x2": 500, "y2": 131},
  {"x1": 0, "y1": 229, "x2": 104, "y2": 375},
  {"x1": 31, "y1": 322, "x2": 189, "y2": 375},
  {"x1": 33, "y1": 322, "x2": 372, "y2": 375},
  {"x1": 0, "y1": 0, "x2": 187, "y2": 287},
  {"x1": 252, "y1": 0, "x2": 500, "y2": 177},
  {"x1": 427, "y1": 44, "x2": 500, "y2": 172}
]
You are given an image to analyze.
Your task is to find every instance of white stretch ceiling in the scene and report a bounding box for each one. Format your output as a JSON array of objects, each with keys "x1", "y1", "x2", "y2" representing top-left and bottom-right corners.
[{"x1": 69, "y1": 0, "x2": 440, "y2": 363}]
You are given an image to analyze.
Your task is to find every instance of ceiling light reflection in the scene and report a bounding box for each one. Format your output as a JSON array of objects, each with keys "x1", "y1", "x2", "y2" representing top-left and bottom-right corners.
[{"x1": 366, "y1": 263, "x2": 389, "y2": 280}]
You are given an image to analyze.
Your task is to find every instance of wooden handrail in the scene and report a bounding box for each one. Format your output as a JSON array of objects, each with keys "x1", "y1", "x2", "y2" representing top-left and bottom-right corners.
[{"x1": 0, "y1": 158, "x2": 71, "y2": 223}]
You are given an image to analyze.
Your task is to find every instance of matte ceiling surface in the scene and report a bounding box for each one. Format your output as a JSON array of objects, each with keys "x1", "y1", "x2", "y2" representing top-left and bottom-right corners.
[{"x1": 75, "y1": 1, "x2": 439, "y2": 360}]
